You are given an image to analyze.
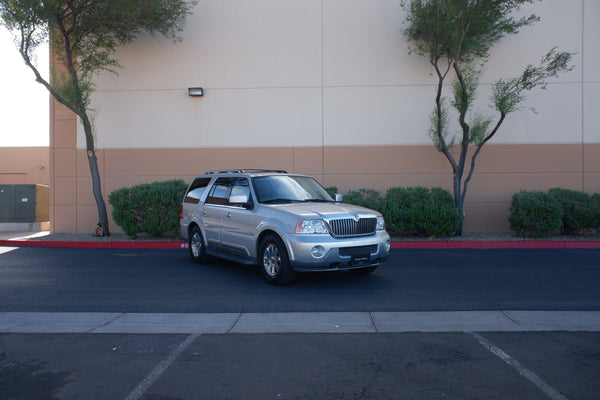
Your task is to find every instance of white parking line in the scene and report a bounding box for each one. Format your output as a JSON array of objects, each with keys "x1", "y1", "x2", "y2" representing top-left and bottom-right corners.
[
  {"x1": 471, "y1": 332, "x2": 569, "y2": 400},
  {"x1": 124, "y1": 333, "x2": 201, "y2": 400}
]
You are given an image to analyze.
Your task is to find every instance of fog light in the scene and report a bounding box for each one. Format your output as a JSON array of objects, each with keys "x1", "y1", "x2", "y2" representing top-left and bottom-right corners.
[
  {"x1": 311, "y1": 245, "x2": 325, "y2": 259},
  {"x1": 385, "y1": 240, "x2": 391, "y2": 253}
]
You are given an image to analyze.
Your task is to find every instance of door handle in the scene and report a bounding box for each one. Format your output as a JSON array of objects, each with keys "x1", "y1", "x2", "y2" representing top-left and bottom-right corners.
[{"x1": 226, "y1": 212, "x2": 232, "y2": 218}]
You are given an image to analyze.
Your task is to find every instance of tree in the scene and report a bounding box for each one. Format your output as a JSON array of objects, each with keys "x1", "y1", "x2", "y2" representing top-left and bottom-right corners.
[
  {"x1": 401, "y1": 0, "x2": 573, "y2": 235},
  {"x1": 0, "y1": 0, "x2": 196, "y2": 236}
]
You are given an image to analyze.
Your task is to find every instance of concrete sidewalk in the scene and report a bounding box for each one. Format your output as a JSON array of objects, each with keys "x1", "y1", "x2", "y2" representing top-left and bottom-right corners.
[
  {"x1": 0, "y1": 231, "x2": 188, "y2": 249},
  {"x1": 0, "y1": 231, "x2": 50, "y2": 241},
  {"x1": 1, "y1": 311, "x2": 599, "y2": 334}
]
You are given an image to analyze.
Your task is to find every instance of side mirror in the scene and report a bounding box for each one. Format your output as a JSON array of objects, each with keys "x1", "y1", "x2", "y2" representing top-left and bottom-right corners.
[{"x1": 334, "y1": 194, "x2": 343, "y2": 203}]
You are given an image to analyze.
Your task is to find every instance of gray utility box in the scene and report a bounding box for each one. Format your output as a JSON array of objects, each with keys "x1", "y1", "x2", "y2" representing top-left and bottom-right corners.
[{"x1": 0, "y1": 184, "x2": 50, "y2": 222}]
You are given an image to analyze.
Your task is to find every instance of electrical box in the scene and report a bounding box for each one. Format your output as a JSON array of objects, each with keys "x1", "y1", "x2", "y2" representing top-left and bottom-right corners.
[{"x1": 0, "y1": 184, "x2": 49, "y2": 222}]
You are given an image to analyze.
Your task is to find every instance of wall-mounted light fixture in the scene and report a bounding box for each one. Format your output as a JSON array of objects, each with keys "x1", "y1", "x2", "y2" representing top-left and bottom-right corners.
[{"x1": 188, "y1": 87, "x2": 204, "y2": 97}]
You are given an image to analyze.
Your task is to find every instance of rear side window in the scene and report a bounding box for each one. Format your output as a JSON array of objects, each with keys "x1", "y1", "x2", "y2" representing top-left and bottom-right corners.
[
  {"x1": 184, "y1": 177, "x2": 211, "y2": 204},
  {"x1": 206, "y1": 181, "x2": 231, "y2": 205},
  {"x1": 206, "y1": 177, "x2": 252, "y2": 207}
]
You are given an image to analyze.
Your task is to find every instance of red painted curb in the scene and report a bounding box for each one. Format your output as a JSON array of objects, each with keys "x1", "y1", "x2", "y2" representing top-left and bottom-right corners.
[
  {"x1": 390, "y1": 241, "x2": 600, "y2": 249},
  {"x1": 0, "y1": 240, "x2": 189, "y2": 249},
  {"x1": 448, "y1": 241, "x2": 567, "y2": 249},
  {"x1": 2, "y1": 239, "x2": 599, "y2": 250},
  {"x1": 391, "y1": 241, "x2": 449, "y2": 249},
  {"x1": 564, "y1": 241, "x2": 600, "y2": 249}
]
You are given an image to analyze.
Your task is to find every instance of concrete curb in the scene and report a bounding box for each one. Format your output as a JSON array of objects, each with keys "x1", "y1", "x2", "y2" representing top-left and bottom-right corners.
[{"x1": 1, "y1": 239, "x2": 600, "y2": 249}]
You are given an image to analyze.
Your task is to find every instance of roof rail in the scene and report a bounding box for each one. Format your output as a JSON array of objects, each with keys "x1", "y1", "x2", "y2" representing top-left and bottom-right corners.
[{"x1": 204, "y1": 169, "x2": 288, "y2": 175}]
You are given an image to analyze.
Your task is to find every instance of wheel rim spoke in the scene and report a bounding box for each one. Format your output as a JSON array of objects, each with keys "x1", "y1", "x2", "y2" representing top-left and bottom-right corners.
[
  {"x1": 192, "y1": 233, "x2": 202, "y2": 257},
  {"x1": 263, "y1": 243, "x2": 280, "y2": 277}
]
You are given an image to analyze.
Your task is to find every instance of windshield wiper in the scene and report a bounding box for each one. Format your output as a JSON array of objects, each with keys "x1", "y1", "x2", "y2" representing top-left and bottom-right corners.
[
  {"x1": 301, "y1": 199, "x2": 334, "y2": 203},
  {"x1": 261, "y1": 198, "x2": 299, "y2": 204}
]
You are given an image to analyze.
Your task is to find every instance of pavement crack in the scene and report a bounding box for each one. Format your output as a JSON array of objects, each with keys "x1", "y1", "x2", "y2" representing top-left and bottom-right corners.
[
  {"x1": 502, "y1": 310, "x2": 525, "y2": 329},
  {"x1": 226, "y1": 313, "x2": 242, "y2": 334},
  {"x1": 86, "y1": 313, "x2": 124, "y2": 333},
  {"x1": 369, "y1": 312, "x2": 380, "y2": 333}
]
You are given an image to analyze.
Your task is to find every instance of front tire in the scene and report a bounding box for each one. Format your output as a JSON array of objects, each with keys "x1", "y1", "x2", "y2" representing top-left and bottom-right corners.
[
  {"x1": 189, "y1": 226, "x2": 209, "y2": 264},
  {"x1": 259, "y1": 234, "x2": 295, "y2": 285}
]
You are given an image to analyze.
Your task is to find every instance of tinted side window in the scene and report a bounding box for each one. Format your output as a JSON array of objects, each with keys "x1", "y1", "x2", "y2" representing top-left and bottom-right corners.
[
  {"x1": 206, "y1": 178, "x2": 232, "y2": 205},
  {"x1": 229, "y1": 178, "x2": 252, "y2": 207},
  {"x1": 205, "y1": 177, "x2": 252, "y2": 207},
  {"x1": 184, "y1": 177, "x2": 211, "y2": 204}
]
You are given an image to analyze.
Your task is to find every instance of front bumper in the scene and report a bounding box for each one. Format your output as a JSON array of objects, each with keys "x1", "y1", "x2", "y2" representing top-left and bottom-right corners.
[{"x1": 283, "y1": 231, "x2": 391, "y2": 272}]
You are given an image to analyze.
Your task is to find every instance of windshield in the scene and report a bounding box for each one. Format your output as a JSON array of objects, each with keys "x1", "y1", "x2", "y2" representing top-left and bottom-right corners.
[{"x1": 252, "y1": 176, "x2": 334, "y2": 204}]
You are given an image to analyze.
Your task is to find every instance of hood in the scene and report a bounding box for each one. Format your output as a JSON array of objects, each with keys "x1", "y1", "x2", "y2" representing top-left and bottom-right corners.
[{"x1": 265, "y1": 201, "x2": 381, "y2": 220}]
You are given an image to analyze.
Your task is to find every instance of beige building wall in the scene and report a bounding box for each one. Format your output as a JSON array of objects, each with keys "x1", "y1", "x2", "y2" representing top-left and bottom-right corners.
[
  {"x1": 0, "y1": 147, "x2": 49, "y2": 185},
  {"x1": 49, "y1": 0, "x2": 600, "y2": 234}
]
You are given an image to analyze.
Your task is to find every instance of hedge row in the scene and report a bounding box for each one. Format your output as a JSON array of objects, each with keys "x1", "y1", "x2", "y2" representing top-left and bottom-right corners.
[
  {"x1": 108, "y1": 180, "x2": 598, "y2": 239},
  {"x1": 334, "y1": 186, "x2": 461, "y2": 237},
  {"x1": 509, "y1": 188, "x2": 600, "y2": 237},
  {"x1": 108, "y1": 180, "x2": 188, "y2": 238},
  {"x1": 110, "y1": 181, "x2": 461, "y2": 239}
]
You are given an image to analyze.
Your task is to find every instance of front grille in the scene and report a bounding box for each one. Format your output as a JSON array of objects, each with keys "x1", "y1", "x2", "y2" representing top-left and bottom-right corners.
[
  {"x1": 339, "y1": 245, "x2": 378, "y2": 257},
  {"x1": 328, "y1": 217, "x2": 377, "y2": 238}
]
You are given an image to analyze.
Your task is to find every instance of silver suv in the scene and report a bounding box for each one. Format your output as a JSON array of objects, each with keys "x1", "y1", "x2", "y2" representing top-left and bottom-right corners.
[{"x1": 180, "y1": 169, "x2": 391, "y2": 284}]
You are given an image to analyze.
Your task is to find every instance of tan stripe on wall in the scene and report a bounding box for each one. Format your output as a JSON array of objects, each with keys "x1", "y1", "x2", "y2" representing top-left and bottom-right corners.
[{"x1": 49, "y1": 143, "x2": 600, "y2": 233}]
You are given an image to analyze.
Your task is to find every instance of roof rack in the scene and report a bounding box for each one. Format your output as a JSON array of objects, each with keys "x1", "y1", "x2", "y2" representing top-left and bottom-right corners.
[{"x1": 204, "y1": 169, "x2": 288, "y2": 175}]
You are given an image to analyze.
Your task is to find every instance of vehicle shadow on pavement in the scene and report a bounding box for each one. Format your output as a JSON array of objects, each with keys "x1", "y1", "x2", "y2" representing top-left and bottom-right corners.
[
  {"x1": 206, "y1": 257, "x2": 390, "y2": 288},
  {"x1": 0, "y1": 354, "x2": 73, "y2": 400}
]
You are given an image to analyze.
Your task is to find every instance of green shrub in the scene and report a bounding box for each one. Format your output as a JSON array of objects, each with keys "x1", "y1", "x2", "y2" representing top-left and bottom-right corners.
[
  {"x1": 592, "y1": 194, "x2": 600, "y2": 230},
  {"x1": 382, "y1": 186, "x2": 460, "y2": 237},
  {"x1": 344, "y1": 188, "x2": 384, "y2": 210},
  {"x1": 382, "y1": 186, "x2": 427, "y2": 234},
  {"x1": 109, "y1": 180, "x2": 188, "y2": 238},
  {"x1": 548, "y1": 188, "x2": 596, "y2": 235},
  {"x1": 325, "y1": 187, "x2": 338, "y2": 199},
  {"x1": 509, "y1": 191, "x2": 563, "y2": 237}
]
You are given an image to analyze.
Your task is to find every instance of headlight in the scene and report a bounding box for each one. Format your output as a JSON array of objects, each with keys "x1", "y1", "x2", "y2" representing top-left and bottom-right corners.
[
  {"x1": 296, "y1": 220, "x2": 329, "y2": 234},
  {"x1": 377, "y1": 216, "x2": 386, "y2": 231}
]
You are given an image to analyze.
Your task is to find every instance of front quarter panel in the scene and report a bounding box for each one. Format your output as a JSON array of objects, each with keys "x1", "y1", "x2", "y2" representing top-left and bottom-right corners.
[{"x1": 255, "y1": 214, "x2": 297, "y2": 259}]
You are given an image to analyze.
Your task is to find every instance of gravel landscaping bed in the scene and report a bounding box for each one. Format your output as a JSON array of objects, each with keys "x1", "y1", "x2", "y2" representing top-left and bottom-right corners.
[{"x1": 33, "y1": 232, "x2": 182, "y2": 242}]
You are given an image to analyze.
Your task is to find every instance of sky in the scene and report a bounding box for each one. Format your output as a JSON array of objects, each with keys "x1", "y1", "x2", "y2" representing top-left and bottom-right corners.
[{"x1": 0, "y1": 26, "x2": 49, "y2": 147}]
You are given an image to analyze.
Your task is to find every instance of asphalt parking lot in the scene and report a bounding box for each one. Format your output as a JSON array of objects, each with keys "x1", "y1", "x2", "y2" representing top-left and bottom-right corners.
[
  {"x1": 1, "y1": 245, "x2": 599, "y2": 399},
  {"x1": 2, "y1": 331, "x2": 600, "y2": 400}
]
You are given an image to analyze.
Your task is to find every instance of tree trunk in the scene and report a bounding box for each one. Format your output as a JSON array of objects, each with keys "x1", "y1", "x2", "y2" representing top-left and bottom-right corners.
[
  {"x1": 80, "y1": 112, "x2": 110, "y2": 237},
  {"x1": 86, "y1": 150, "x2": 110, "y2": 236},
  {"x1": 453, "y1": 173, "x2": 464, "y2": 236}
]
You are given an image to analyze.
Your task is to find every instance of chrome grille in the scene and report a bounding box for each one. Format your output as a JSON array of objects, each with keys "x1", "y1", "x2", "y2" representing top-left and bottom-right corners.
[{"x1": 328, "y1": 217, "x2": 377, "y2": 238}]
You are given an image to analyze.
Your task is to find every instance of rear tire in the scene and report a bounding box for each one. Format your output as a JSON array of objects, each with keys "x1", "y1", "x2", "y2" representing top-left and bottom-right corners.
[
  {"x1": 259, "y1": 234, "x2": 295, "y2": 285},
  {"x1": 189, "y1": 226, "x2": 209, "y2": 264}
]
